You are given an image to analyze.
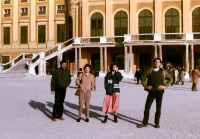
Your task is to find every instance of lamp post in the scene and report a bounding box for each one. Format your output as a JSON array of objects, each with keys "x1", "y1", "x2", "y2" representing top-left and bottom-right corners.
[{"x1": 0, "y1": 54, "x2": 3, "y2": 73}]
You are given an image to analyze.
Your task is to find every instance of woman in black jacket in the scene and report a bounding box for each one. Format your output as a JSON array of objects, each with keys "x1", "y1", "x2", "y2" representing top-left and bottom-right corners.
[{"x1": 102, "y1": 63, "x2": 123, "y2": 123}]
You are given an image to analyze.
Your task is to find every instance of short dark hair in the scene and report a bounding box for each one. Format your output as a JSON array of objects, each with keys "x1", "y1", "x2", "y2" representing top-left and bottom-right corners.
[
  {"x1": 153, "y1": 57, "x2": 162, "y2": 63},
  {"x1": 79, "y1": 68, "x2": 82, "y2": 71},
  {"x1": 83, "y1": 64, "x2": 92, "y2": 73},
  {"x1": 60, "y1": 60, "x2": 66, "y2": 65},
  {"x1": 109, "y1": 63, "x2": 118, "y2": 72}
]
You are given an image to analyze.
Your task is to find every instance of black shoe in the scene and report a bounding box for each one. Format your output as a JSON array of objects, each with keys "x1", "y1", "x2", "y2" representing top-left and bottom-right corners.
[
  {"x1": 76, "y1": 118, "x2": 81, "y2": 122},
  {"x1": 137, "y1": 124, "x2": 148, "y2": 128},
  {"x1": 114, "y1": 115, "x2": 118, "y2": 123},
  {"x1": 102, "y1": 115, "x2": 108, "y2": 123},
  {"x1": 155, "y1": 124, "x2": 160, "y2": 128},
  {"x1": 86, "y1": 118, "x2": 89, "y2": 122}
]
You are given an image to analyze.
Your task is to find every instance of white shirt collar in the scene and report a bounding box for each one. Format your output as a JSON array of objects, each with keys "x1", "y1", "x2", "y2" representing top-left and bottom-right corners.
[{"x1": 153, "y1": 68, "x2": 159, "y2": 71}]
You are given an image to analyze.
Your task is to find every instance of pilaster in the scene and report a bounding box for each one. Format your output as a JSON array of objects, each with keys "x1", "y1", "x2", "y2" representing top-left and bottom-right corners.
[
  {"x1": 12, "y1": 0, "x2": 19, "y2": 48},
  {"x1": 154, "y1": 0, "x2": 162, "y2": 33},
  {"x1": 29, "y1": 0, "x2": 36, "y2": 48},
  {"x1": 105, "y1": 0, "x2": 113, "y2": 36}
]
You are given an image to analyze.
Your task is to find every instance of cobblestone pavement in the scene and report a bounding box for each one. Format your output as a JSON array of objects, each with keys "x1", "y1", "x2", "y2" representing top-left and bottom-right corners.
[{"x1": 0, "y1": 76, "x2": 200, "y2": 139}]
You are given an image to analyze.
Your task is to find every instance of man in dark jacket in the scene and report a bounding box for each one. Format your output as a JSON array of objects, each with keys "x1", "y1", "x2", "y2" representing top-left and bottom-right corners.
[
  {"x1": 138, "y1": 57, "x2": 173, "y2": 128},
  {"x1": 51, "y1": 60, "x2": 71, "y2": 121}
]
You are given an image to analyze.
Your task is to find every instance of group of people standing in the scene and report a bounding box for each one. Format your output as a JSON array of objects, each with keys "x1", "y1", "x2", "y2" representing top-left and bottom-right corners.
[{"x1": 50, "y1": 58, "x2": 199, "y2": 128}]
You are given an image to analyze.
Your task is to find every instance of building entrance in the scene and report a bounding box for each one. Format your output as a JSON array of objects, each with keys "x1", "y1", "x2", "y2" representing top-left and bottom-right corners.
[
  {"x1": 91, "y1": 54, "x2": 100, "y2": 72},
  {"x1": 139, "y1": 53, "x2": 151, "y2": 72},
  {"x1": 164, "y1": 50, "x2": 182, "y2": 68}
]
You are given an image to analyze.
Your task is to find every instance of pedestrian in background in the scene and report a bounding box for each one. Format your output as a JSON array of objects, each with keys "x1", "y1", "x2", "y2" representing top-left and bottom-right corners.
[
  {"x1": 76, "y1": 64, "x2": 95, "y2": 122},
  {"x1": 191, "y1": 66, "x2": 200, "y2": 91},
  {"x1": 102, "y1": 63, "x2": 123, "y2": 123},
  {"x1": 135, "y1": 69, "x2": 141, "y2": 84},
  {"x1": 77, "y1": 68, "x2": 83, "y2": 77},
  {"x1": 51, "y1": 60, "x2": 71, "y2": 122}
]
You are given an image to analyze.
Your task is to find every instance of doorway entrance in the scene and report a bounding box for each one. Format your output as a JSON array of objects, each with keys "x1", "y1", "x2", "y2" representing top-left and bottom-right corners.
[
  {"x1": 139, "y1": 53, "x2": 151, "y2": 72},
  {"x1": 91, "y1": 54, "x2": 100, "y2": 72},
  {"x1": 164, "y1": 50, "x2": 182, "y2": 68}
]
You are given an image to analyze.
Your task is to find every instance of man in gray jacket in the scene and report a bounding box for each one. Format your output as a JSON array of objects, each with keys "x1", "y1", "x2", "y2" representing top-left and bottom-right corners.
[
  {"x1": 51, "y1": 60, "x2": 71, "y2": 122},
  {"x1": 138, "y1": 58, "x2": 173, "y2": 128}
]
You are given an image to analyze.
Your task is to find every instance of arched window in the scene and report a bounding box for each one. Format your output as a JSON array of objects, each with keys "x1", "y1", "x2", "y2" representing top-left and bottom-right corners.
[
  {"x1": 138, "y1": 9, "x2": 153, "y2": 40},
  {"x1": 192, "y1": 7, "x2": 200, "y2": 39},
  {"x1": 68, "y1": 16, "x2": 73, "y2": 39},
  {"x1": 114, "y1": 11, "x2": 128, "y2": 42},
  {"x1": 165, "y1": 8, "x2": 180, "y2": 39},
  {"x1": 91, "y1": 12, "x2": 103, "y2": 37}
]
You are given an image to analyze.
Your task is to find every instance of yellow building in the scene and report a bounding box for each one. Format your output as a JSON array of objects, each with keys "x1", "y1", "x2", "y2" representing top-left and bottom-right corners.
[{"x1": 1, "y1": 0, "x2": 200, "y2": 77}]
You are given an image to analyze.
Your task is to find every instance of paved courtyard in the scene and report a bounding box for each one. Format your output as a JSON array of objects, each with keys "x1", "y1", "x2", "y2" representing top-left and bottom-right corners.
[{"x1": 0, "y1": 75, "x2": 200, "y2": 139}]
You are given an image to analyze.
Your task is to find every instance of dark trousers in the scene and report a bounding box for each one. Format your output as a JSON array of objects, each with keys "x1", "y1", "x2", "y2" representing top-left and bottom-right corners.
[
  {"x1": 52, "y1": 88, "x2": 66, "y2": 118},
  {"x1": 142, "y1": 90, "x2": 164, "y2": 125},
  {"x1": 137, "y1": 77, "x2": 140, "y2": 84},
  {"x1": 192, "y1": 83, "x2": 197, "y2": 91}
]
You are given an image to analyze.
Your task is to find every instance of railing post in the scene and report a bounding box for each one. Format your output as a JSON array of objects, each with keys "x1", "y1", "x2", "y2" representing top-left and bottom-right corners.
[
  {"x1": 57, "y1": 45, "x2": 62, "y2": 68},
  {"x1": 38, "y1": 52, "x2": 46, "y2": 76},
  {"x1": 0, "y1": 63, "x2": 3, "y2": 73},
  {"x1": 12, "y1": 61, "x2": 14, "y2": 67},
  {"x1": 28, "y1": 63, "x2": 36, "y2": 75}
]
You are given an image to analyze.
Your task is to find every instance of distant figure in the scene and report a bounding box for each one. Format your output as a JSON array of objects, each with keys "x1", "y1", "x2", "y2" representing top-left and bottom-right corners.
[
  {"x1": 180, "y1": 67, "x2": 185, "y2": 85},
  {"x1": 77, "y1": 68, "x2": 83, "y2": 77},
  {"x1": 174, "y1": 67, "x2": 179, "y2": 84},
  {"x1": 167, "y1": 67, "x2": 173, "y2": 86},
  {"x1": 50, "y1": 60, "x2": 71, "y2": 122},
  {"x1": 178, "y1": 67, "x2": 183, "y2": 84},
  {"x1": 24, "y1": 62, "x2": 29, "y2": 72},
  {"x1": 189, "y1": 67, "x2": 193, "y2": 82},
  {"x1": 191, "y1": 66, "x2": 200, "y2": 91},
  {"x1": 138, "y1": 57, "x2": 172, "y2": 129},
  {"x1": 135, "y1": 69, "x2": 141, "y2": 84}
]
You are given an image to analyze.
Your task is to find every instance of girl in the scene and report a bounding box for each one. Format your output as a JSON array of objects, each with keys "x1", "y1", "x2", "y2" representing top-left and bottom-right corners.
[
  {"x1": 102, "y1": 63, "x2": 123, "y2": 123},
  {"x1": 76, "y1": 64, "x2": 95, "y2": 122}
]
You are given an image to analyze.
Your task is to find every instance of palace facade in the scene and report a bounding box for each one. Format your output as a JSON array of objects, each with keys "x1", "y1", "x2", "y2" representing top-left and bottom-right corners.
[{"x1": 1, "y1": 0, "x2": 200, "y2": 77}]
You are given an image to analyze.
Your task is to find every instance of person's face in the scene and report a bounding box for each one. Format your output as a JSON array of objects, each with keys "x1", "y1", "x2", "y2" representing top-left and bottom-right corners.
[
  {"x1": 112, "y1": 65, "x2": 118, "y2": 71},
  {"x1": 85, "y1": 67, "x2": 90, "y2": 73},
  {"x1": 154, "y1": 60, "x2": 161, "y2": 68},
  {"x1": 61, "y1": 63, "x2": 67, "y2": 69}
]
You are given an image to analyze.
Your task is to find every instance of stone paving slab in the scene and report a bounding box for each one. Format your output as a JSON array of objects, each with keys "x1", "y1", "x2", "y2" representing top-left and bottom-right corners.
[{"x1": 0, "y1": 76, "x2": 200, "y2": 139}]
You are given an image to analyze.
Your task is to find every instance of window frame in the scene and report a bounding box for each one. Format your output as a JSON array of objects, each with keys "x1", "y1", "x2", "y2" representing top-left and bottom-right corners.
[
  {"x1": 20, "y1": 8, "x2": 28, "y2": 16},
  {"x1": 20, "y1": 26, "x2": 28, "y2": 44},
  {"x1": 38, "y1": 6, "x2": 46, "y2": 15},
  {"x1": 3, "y1": 27, "x2": 11, "y2": 45},
  {"x1": 57, "y1": 4, "x2": 65, "y2": 14},
  {"x1": 21, "y1": 0, "x2": 28, "y2": 3},
  {"x1": 38, "y1": 25, "x2": 46, "y2": 43},
  {"x1": 4, "y1": 9, "x2": 11, "y2": 17},
  {"x1": 4, "y1": 0, "x2": 11, "y2": 4}
]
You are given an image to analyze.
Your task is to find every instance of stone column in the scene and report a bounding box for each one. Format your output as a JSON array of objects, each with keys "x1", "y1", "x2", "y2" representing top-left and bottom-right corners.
[
  {"x1": 100, "y1": 47, "x2": 103, "y2": 72},
  {"x1": 47, "y1": 0, "x2": 55, "y2": 48},
  {"x1": 190, "y1": 44, "x2": 194, "y2": 69},
  {"x1": 57, "y1": 45, "x2": 62, "y2": 68},
  {"x1": 38, "y1": 52, "x2": 46, "y2": 76},
  {"x1": 104, "y1": 47, "x2": 107, "y2": 72},
  {"x1": 154, "y1": 45, "x2": 158, "y2": 58},
  {"x1": 184, "y1": 44, "x2": 190, "y2": 80},
  {"x1": 158, "y1": 45, "x2": 162, "y2": 61},
  {"x1": 124, "y1": 46, "x2": 128, "y2": 73},
  {"x1": 129, "y1": 46, "x2": 133, "y2": 74},
  {"x1": 154, "y1": 0, "x2": 162, "y2": 33},
  {"x1": 12, "y1": 0, "x2": 19, "y2": 48},
  {"x1": 105, "y1": 0, "x2": 112, "y2": 35},
  {"x1": 182, "y1": 0, "x2": 191, "y2": 32},
  {"x1": 82, "y1": 0, "x2": 89, "y2": 36},
  {"x1": 29, "y1": 0, "x2": 36, "y2": 48},
  {"x1": 76, "y1": 4, "x2": 79, "y2": 37},
  {"x1": 74, "y1": 47, "x2": 78, "y2": 74},
  {"x1": 79, "y1": 47, "x2": 82, "y2": 69},
  {"x1": 130, "y1": 0, "x2": 137, "y2": 34}
]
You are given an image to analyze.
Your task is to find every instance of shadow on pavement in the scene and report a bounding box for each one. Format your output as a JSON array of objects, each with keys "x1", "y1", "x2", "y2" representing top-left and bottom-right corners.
[
  {"x1": 46, "y1": 102, "x2": 77, "y2": 120},
  {"x1": 65, "y1": 102, "x2": 103, "y2": 122},
  {"x1": 68, "y1": 86, "x2": 78, "y2": 89},
  {"x1": 29, "y1": 100, "x2": 52, "y2": 120}
]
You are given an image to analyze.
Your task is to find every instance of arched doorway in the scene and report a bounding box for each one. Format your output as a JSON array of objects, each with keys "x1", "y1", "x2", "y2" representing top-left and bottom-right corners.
[
  {"x1": 138, "y1": 9, "x2": 153, "y2": 40},
  {"x1": 114, "y1": 10, "x2": 128, "y2": 42},
  {"x1": 164, "y1": 50, "x2": 182, "y2": 68},
  {"x1": 192, "y1": 7, "x2": 200, "y2": 39}
]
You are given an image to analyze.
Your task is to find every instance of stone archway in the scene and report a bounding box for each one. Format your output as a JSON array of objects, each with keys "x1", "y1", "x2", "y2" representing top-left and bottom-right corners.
[{"x1": 164, "y1": 50, "x2": 182, "y2": 68}]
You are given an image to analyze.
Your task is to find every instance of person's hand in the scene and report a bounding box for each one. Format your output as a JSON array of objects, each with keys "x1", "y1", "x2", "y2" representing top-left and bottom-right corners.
[
  {"x1": 147, "y1": 86, "x2": 152, "y2": 90},
  {"x1": 158, "y1": 85, "x2": 165, "y2": 90},
  {"x1": 51, "y1": 91, "x2": 55, "y2": 94}
]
